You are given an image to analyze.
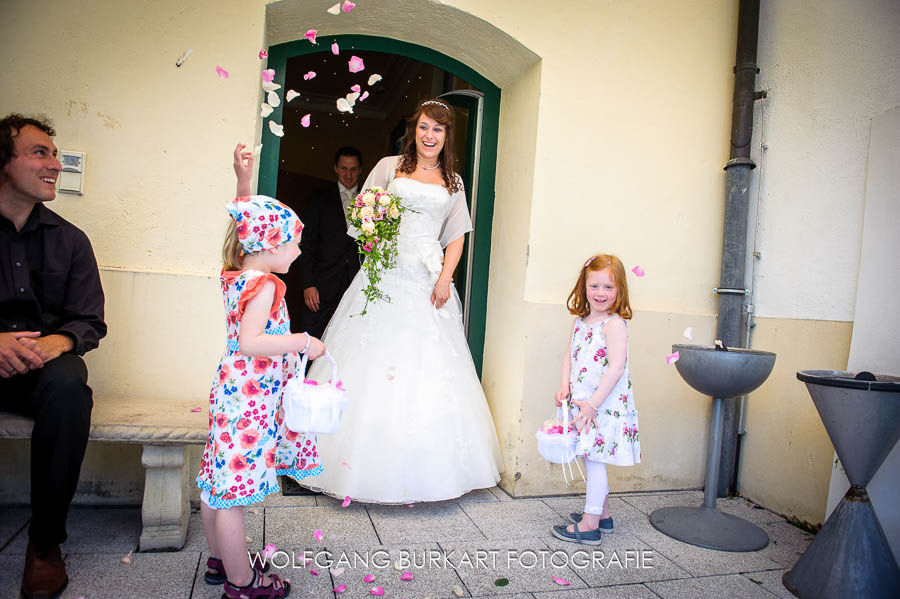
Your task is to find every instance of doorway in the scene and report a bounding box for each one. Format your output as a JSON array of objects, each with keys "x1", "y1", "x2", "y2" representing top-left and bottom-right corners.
[{"x1": 259, "y1": 35, "x2": 499, "y2": 375}]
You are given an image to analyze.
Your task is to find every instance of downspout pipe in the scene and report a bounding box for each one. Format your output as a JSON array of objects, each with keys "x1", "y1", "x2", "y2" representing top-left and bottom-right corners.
[{"x1": 715, "y1": 0, "x2": 766, "y2": 497}]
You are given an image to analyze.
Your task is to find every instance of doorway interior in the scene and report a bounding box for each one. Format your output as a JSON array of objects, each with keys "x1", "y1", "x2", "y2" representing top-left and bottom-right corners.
[{"x1": 260, "y1": 36, "x2": 499, "y2": 375}]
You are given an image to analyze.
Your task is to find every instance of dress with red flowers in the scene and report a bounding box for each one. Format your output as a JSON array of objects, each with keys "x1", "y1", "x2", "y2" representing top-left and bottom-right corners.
[{"x1": 197, "y1": 269, "x2": 323, "y2": 508}]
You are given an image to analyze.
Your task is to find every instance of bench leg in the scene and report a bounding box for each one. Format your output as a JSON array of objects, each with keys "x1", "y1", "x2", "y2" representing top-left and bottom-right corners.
[{"x1": 139, "y1": 444, "x2": 190, "y2": 551}]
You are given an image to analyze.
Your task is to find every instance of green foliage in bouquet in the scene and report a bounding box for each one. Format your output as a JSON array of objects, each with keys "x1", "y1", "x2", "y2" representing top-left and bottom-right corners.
[{"x1": 347, "y1": 187, "x2": 407, "y2": 315}]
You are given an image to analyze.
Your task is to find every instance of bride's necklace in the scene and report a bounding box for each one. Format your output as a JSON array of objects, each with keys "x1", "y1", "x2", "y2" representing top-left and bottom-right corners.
[{"x1": 417, "y1": 161, "x2": 440, "y2": 171}]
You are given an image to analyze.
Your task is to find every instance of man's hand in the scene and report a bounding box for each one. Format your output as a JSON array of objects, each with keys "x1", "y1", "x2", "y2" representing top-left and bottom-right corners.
[
  {"x1": 0, "y1": 331, "x2": 43, "y2": 378},
  {"x1": 17, "y1": 334, "x2": 74, "y2": 366},
  {"x1": 304, "y1": 287, "x2": 320, "y2": 312}
]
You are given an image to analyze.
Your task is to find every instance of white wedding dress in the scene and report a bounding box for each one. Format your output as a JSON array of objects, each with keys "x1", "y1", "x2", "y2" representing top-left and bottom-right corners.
[{"x1": 301, "y1": 156, "x2": 503, "y2": 503}]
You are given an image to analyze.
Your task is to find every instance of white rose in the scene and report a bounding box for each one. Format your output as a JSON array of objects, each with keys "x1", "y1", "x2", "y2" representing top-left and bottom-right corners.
[
  {"x1": 360, "y1": 206, "x2": 374, "y2": 219},
  {"x1": 362, "y1": 192, "x2": 376, "y2": 206},
  {"x1": 350, "y1": 206, "x2": 359, "y2": 219},
  {"x1": 376, "y1": 193, "x2": 390, "y2": 207},
  {"x1": 361, "y1": 220, "x2": 376, "y2": 234},
  {"x1": 388, "y1": 205, "x2": 400, "y2": 219}
]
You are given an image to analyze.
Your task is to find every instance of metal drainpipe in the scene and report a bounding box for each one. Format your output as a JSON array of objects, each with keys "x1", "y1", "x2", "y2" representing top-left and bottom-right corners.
[{"x1": 714, "y1": 0, "x2": 767, "y2": 497}]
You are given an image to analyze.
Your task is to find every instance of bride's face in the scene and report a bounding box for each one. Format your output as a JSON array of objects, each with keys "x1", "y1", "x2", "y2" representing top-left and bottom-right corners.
[{"x1": 415, "y1": 114, "x2": 445, "y2": 164}]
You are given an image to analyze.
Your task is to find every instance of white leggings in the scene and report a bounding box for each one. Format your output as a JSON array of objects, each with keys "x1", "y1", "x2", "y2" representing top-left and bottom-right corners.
[{"x1": 584, "y1": 460, "x2": 610, "y2": 515}]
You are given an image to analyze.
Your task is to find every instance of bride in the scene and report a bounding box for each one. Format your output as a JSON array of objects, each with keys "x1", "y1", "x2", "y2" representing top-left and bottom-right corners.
[{"x1": 301, "y1": 98, "x2": 503, "y2": 503}]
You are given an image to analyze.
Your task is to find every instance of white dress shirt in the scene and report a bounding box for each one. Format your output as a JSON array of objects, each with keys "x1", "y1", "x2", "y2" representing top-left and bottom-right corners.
[{"x1": 338, "y1": 181, "x2": 358, "y2": 226}]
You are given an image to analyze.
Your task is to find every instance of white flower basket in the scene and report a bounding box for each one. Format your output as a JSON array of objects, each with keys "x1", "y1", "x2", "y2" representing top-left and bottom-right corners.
[
  {"x1": 535, "y1": 405, "x2": 585, "y2": 486},
  {"x1": 283, "y1": 352, "x2": 347, "y2": 434}
]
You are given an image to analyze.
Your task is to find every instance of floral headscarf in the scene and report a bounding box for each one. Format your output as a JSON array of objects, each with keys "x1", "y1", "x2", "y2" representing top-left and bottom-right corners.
[{"x1": 226, "y1": 195, "x2": 303, "y2": 253}]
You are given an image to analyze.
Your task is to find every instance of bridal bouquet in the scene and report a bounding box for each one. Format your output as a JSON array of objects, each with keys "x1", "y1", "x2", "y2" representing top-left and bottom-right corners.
[{"x1": 348, "y1": 186, "x2": 407, "y2": 315}]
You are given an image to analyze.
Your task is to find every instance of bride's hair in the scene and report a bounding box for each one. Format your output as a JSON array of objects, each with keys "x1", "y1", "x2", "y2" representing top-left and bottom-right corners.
[{"x1": 397, "y1": 99, "x2": 462, "y2": 193}]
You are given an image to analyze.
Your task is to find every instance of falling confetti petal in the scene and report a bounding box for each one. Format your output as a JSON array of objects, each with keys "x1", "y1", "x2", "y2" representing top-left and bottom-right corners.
[
  {"x1": 263, "y1": 543, "x2": 277, "y2": 558},
  {"x1": 261, "y1": 103, "x2": 274, "y2": 118},
  {"x1": 552, "y1": 575, "x2": 571, "y2": 586},
  {"x1": 331, "y1": 567, "x2": 345, "y2": 576},
  {"x1": 120, "y1": 551, "x2": 133, "y2": 564},
  {"x1": 301, "y1": 114, "x2": 311, "y2": 128},
  {"x1": 259, "y1": 49, "x2": 268, "y2": 59},
  {"x1": 254, "y1": 144, "x2": 263, "y2": 154},
  {"x1": 304, "y1": 71, "x2": 317, "y2": 80},
  {"x1": 262, "y1": 81, "x2": 281, "y2": 92},
  {"x1": 452, "y1": 585, "x2": 465, "y2": 597},
  {"x1": 267, "y1": 90, "x2": 281, "y2": 108},
  {"x1": 364, "y1": 574, "x2": 376, "y2": 583},
  {"x1": 190, "y1": 406, "x2": 202, "y2": 412},
  {"x1": 327, "y1": 2, "x2": 341, "y2": 15},
  {"x1": 305, "y1": 29, "x2": 318, "y2": 44},
  {"x1": 313, "y1": 529, "x2": 324, "y2": 543},
  {"x1": 359, "y1": 91, "x2": 369, "y2": 101},
  {"x1": 367, "y1": 73, "x2": 382, "y2": 85},
  {"x1": 666, "y1": 351, "x2": 680, "y2": 366},
  {"x1": 385, "y1": 366, "x2": 396, "y2": 379},
  {"x1": 341, "y1": 495, "x2": 352, "y2": 507},
  {"x1": 341, "y1": 461, "x2": 352, "y2": 469},
  {"x1": 683, "y1": 327, "x2": 694, "y2": 340},
  {"x1": 286, "y1": 89, "x2": 301, "y2": 102},
  {"x1": 175, "y1": 48, "x2": 193, "y2": 67},
  {"x1": 400, "y1": 571, "x2": 413, "y2": 581},
  {"x1": 268, "y1": 121, "x2": 284, "y2": 137},
  {"x1": 333, "y1": 585, "x2": 347, "y2": 594},
  {"x1": 342, "y1": 0, "x2": 356, "y2": 12},
  {"x1": 246, "y1": 536, "x2": 253, "y2": 543},
  {"x1": 405, "y1": 503, "x2": 415, "y2": 508},
  {"x1": 215, "y1": 66, "x2": 229, "y2": 79},
  {"x1": 345, "y1": 92, "x2": 360, "y2": 106},
  {"x1": 393, "y1": 561, "x2": 404, "y2": 571},
  {"x1": 332, "y1": 42, "x2": 340, "y2": 55},
  {"x1": 336, "y1": 97, "x2": 353, "y2": 113},
  {"x1": 311, "y1": 568, "x2": 319, "y2": 576},
  {"x1": 632, "y1": 265, "x2": 645, "y2": 277},
  {"x1": 494, "y1": 578, "x2": 509, "y2": 587},
  {"x1": 261, "y1": 69, "x2": 275, "y2": 82},
  {"x1": 348, "y1": 56, "x2": 365, "y2": 73},
  {"x1": 351, "y1": 84, "x2": 361, "y2": 93},
  {"x1": 370, "y1": 588, "x2": 385, "y2": 596}
]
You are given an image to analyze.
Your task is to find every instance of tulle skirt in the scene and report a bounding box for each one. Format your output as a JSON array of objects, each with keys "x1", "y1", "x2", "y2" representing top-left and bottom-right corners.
[{"x1": 300, "y1": 256, "x2": 503, "y2": 503}]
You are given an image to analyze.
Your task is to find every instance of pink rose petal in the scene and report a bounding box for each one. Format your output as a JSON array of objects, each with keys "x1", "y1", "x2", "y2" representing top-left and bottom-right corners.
[
  {"x1": 666, "y1": 351, "x2": 680, "y2": 366},
  {"x1": 552, "y1": 575, "x2": 571, "y2": 586},
  {"x1": 332, "y1": 42, "x2": 340, "y2": 55},
  {"x1": 263, "y1": 543, "x2": 277, "y2": 558},
  {"x1": 333, "y1": 584, "x2": 347, "y2": 594},
  {"x1": 313, "y1": 529, "x2": 324, "y2": 543},
  {"x1": 364, "y1": 574, "x2": 375, "y2": 583},
  {"x1": 342, "y1": 0, "x2": 356, "y2": 12},
  {"x1": 341, "y1": 495, "x2": 351, "y2": 507},
  {"x1": 259, "y1": 49, "x2": 268, "y2": 59},
  {"x1": 351, "y1": 84, "x2": 361, "y2": 93},
  {"x1": 632, "y1": 265, "x2": 645, "y2": 277},
  {"x1": 311, "y1": 568, "x2": 319, "y2": 576},
  {"x1": 405, "y1": 503, "x2": 415, "y2": 508},
  {"x1": 359, "y1": 91, "x2": 369, "y2": 101},
  {"x1": 341, "y1": 461, "x2": 352, "y2": 469},
  {"x1": 400, "y1": 571, "x2": 413, "y2": 581},
  {"x1": 190, "y1": 406, "x2": 202, "y2": 412},
  {"x1": 370, "y1": 588, "x2": 385, "y2": 596},
  {"x1": 304, "y1": 71, "x2": 317, "y2": 80},
  {"x1": 348, "y1": 55, "x2": 365, "y2": 73},
  {"x1": 301, "y1": 113, "x2": 311, "y2": 128},
  {"x1": 120, "y1": 550, "x2": 133, "y2": 564},
  {"x1": 215, "y1": 66, "x2": 229, "y2": 79},
  {"x1": 305, "y1": 29, "x2": 318, "y2": 44},
  {"x1": 261, "y1": 69, "x2": 275, "y2": 82}
]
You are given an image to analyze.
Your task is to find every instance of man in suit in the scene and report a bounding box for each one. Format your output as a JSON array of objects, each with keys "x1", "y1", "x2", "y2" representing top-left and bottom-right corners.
[{"x1": 298, "y1": 147, "x2": 362, "y2": 340}]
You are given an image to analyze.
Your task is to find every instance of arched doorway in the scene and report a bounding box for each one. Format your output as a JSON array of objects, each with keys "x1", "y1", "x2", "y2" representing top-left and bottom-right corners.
[{"x1": 258, "y1": 35, "x2": 499, "y2": 375}]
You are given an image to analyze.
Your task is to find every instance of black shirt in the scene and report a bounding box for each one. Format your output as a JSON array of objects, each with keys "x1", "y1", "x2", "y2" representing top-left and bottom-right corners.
[{"x1": 0, "y1": 203, "x2": 106, "y2": 355}]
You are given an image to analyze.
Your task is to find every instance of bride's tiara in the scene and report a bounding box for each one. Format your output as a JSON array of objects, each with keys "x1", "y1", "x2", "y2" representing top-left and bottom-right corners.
[{"x1": 420, "y1": 99, "x2": 450, "y2": 110}]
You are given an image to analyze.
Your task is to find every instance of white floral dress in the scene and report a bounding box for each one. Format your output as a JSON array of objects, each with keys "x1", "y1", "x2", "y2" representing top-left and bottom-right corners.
[
  {"x1": 570, "y1": 315, "x2": 641, "y2": 466},
  {"x1": 196, "y1": 269, "x2": 323, "y2": 508}
]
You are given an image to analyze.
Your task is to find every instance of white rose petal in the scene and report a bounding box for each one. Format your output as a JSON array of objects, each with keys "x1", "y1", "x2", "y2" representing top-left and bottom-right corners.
[
  {"x1": 260, "y1": 103, "x2": 273, "y2": 117},
  {"x1": 268, "y1": 121, "x2": 284, "y2": 137},
  {"x1": 286, "y1": 89, "x2": 300, "y2": 102},
  {"x1": 262, "y1": 81, "x2": 281, "y2": 92},
  {"x1": 367, "y1": 74, "x2": 382, "y2": 86},
  {"x1": 267, "y1": 90, "x2": 281, "y2": 108}
]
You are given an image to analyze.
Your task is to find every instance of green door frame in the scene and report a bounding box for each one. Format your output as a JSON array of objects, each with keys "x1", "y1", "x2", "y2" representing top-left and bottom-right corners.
[{"x1": 259, "y1": 35, "x2": 499, "y2": 376}]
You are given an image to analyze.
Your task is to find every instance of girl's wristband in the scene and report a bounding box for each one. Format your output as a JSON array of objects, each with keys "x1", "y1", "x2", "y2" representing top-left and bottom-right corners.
[
  {"x1": 587, "y1": 398, "x2": 600, "y2": 411},
  {"x1": 301, "y1": 333, "x2": 311, "y2": 354}
]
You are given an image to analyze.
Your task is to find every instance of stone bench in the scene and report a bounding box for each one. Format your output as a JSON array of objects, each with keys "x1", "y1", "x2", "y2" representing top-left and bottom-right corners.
[{"x1": 0, "y1": 396, "x2": 207, "y2": 551}]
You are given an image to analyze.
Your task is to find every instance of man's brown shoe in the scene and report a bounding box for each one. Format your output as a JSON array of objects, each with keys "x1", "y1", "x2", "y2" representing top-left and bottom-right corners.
[{"x1": 21, "y1": 540, "x2": 68, "y2": 599}]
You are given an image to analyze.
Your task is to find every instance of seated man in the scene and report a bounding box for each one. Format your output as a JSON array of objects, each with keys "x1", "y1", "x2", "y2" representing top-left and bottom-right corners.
[{"x1": 0, "y1": 114, "x2": 106, "y2": 599}]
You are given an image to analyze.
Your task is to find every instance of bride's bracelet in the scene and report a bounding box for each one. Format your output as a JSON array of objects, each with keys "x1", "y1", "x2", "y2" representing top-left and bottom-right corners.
[{"x1": 301, "y1": 333, "x2": 311, "y2": 354}]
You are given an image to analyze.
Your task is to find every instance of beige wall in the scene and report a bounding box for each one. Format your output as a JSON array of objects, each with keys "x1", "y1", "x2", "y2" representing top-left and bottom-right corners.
[{"x1": 2, "y1": 0, "x2": 894, "y2": 527}]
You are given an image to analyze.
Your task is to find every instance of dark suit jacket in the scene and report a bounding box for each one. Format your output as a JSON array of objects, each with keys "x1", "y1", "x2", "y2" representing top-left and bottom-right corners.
[{"x1": 297, "y1": 184, "x2": 360, "y2": 338}]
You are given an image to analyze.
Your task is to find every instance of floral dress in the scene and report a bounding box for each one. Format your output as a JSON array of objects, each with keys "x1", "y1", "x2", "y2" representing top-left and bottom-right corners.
[
  {"x1": 197, "y1": 269, "x2": 323, "y2": 508},
  {"x1": 570, "y1": 315, "x2": 641, "y2": 466}
]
